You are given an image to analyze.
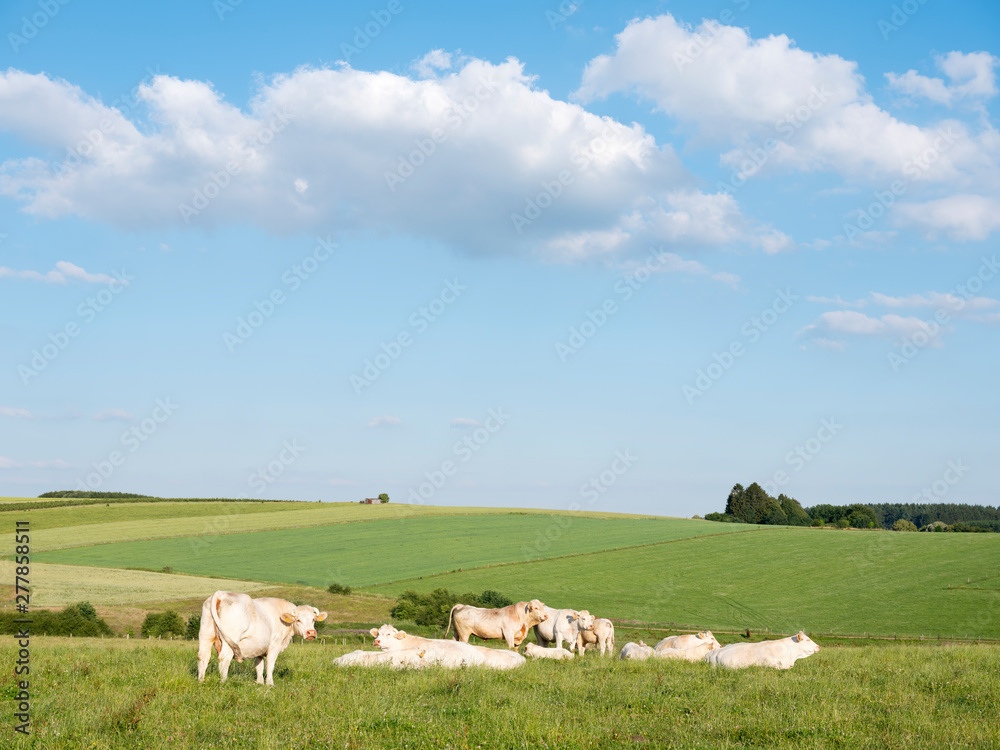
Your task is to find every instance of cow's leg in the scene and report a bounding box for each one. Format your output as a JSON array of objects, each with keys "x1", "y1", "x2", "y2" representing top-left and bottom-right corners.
[
  {"x1": 501, "y1": 626, "x2": 516, "y2": 650},
  {"x1": 254, "y1": 656, "x2": 265, "y2": 684},
  {"x1": 218, "y1": 642, "x2": 235, "y2": 682},
  {"x1": 197, "y1": 599, "x2": 218, "y2": 682},
  {"x1": 263, "y1": 649, "x2": 280, "y2": 686}
]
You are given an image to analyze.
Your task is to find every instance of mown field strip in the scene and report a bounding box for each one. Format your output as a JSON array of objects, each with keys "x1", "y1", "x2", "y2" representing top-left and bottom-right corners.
[
  {"x1": 364, "y1": 527, "x2": 1000, "y2": 640},
  {"x1": 11, "y1": 502, "x2": 671, "y2": 552},
  {"x1": 33, "y1": 516, "x2": 753, "y2": 587},
  {"x1": 0, "y1": 560, "x2": 270, "y2": 607},
  {"x1": 2, "y1": 638, "x2": 998, "y2": 749},
  {"x1": 0, "y1": 501, "x2": 317, "y2": 535}
]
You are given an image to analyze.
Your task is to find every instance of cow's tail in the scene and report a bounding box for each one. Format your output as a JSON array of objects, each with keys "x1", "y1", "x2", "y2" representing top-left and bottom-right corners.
[
  {"x1": 444, "y1": 604, "x2": 461, "y2": 640},
  {"x1": 208, "y1": 591, "x2": 227, "y2": 654}
]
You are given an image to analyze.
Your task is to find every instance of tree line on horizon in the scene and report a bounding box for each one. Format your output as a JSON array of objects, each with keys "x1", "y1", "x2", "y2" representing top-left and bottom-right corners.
[{"x1": 706, "y1": 483, "x2": 999, "y2": 532}]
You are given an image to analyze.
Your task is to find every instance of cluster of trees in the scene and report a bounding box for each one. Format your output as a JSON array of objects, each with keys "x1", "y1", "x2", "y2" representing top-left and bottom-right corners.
[
  {"x1": 141, "y1": 610, "x2": 187, "y2": 638},
  {"x1": 706, "y1": 483, "x2": 999, "y2": 532},
  {"x1": 705, "y1": 483, "x2": 812, "y2": 526},
  {"x1": 0, "y1": 602, "x2": 112, "y2": 637},
  {"x1": 327, "y1": 583, "x2": 352, "y2": 595},
  {"x1": 868, "y1": 503, "x2": 1000, "y2": 531},
  {"x1": 378, "y1": 493, "x2": 390, "y2": 503},
  {"x1": 391, "y1": 588, "x2": 513, "y2": 630}
]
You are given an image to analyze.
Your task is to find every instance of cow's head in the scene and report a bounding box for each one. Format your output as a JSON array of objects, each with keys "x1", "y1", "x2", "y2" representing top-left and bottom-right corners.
[
  {"x1": 700, "y1": 631, "x2": 721, "y2": 650},
  {"x1": 370, "y1": 624, "x2": 409, "y2": 651},
  {"x1": 577, "y1": 610, "x2": 595, "y2": 631},
  {"x1": 793, "y1": 631, "x2": 820, "y2": 654},
  {"x1": 280, "y1": 605, "x2": 327, "y2": 640},
  {"x1": 525, "y1": 600, "x2": 548, "y2": 626}
]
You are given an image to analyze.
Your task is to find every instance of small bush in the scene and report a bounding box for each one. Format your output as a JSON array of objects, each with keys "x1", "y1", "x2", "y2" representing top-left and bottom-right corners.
[
  {"x1": 892, "y1": 519, "x2": 918, "y2": 532},
  {"x1": 328, "y1": 583, "x2": 353, "y2": 596},
  {"x1": 811, "y1": 518, "x2": 823, "y2": 527},
  {"x1": 477, "y1": 590, "x2": 513, "y2": 609},
  {"x1": 836, "y1": 518, "x2": 850, "y2": 528},
  {"x1": 0, "y1": 604, "x2": 111, "y2": 637},
  {"x1": 141, "y1": 610, "x2": 185, "y2": 638},
  {"x1": 185, "y1": 614, "x2": 201, "y2": 640}
]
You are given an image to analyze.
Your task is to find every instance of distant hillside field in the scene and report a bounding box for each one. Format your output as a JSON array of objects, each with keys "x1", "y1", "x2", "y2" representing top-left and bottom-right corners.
[
  {"x1": 363, "y1": 527, "x2": 1000, "y2": 639},
  {"x1": 34, "y1": 515, "x2": 754, "y2": 587},
  {"x1": 7, "y1": 501, "x2": 669, "y2": 552}
]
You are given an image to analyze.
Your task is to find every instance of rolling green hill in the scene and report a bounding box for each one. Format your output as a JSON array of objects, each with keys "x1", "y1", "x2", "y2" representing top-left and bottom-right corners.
[
  {"x1": 364, "y1": 526, "x2": 1000, "y2": 639},
  {"x1": 34, "y1": 515, "x2": 755, "y2": 587}
]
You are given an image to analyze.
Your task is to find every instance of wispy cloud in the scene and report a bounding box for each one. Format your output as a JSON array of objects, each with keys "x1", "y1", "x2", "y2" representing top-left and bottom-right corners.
[
  {"x1": 450, "y1": 417, "x2": 482, "y2": 428},
  {"x1": 0, "y1": 260, "x2": 117, "y2": 284},
  {"x1": 0, "y1": 406, "x2": 32, "y2": 419},
  {"x1": 368, "y1": 415, "x2": 402, "y2": 428}
]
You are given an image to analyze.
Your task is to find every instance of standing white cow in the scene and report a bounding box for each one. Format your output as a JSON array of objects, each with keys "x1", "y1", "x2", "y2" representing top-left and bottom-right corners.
[
  {"x1": 196, "y1": 591, "x2": 327, "y2": 685},
  {"x1": 654, "y1": 631, "x2": 720, "y2": 653},
  {"x1": 532, "y1": 607, "x2": 594, "y2": 653},
  {"x1": 619, "y1": 641, "x2": 654, "y2": 661},
  {"x1": 446, "y1": 599, "x2": 548, "y2": 649},
  {"x1": 704, "y1": 631, "x2": 820, "y2": 669},
  {"x1": 578, "y1": 618, "x2": 615, "y2": 656}
]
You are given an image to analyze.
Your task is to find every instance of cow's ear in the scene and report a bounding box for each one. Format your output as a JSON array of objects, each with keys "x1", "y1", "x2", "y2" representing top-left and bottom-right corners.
[
  {"x1": 280, "y1": 612, "x2": 296, "y2": 624},
  {"x1": 369, "y1": 628, "x2": 379, "y2": 637},
  {"x1": 394, "y1": 631, "x2": 407, "y2": 639},
  {"x1": 315, "y1": 611, "x2": 328, "y2": 622}
]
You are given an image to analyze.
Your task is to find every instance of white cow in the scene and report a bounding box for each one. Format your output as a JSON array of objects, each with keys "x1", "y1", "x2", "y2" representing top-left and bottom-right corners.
[
  {"x1": 654, "y1": 631, "x2": 720, "y2": 653},
  {"x1": 653, "y1": 639, "x2": 718, "y2": 662},
  {"x1": 578, "y1": 618, "x2": 615, "y2": 656},
  {"x1": 332, "y1": 648, "x2": 428, "y2": 669},
  {"x1": 197, "y1": 591, "x2": 327, "y2": 685},
  {"x1": 524, "y1": 642, "x2": 574, "y2": 660},
  {"x1": 447, "y1": 599, "x2": 548, "y2": 649},
  {"x1": 371, "y1": 624, "x2": 525, "y2": 670},
  {"x1": 619, "y1": 641, "x2": 654, "y2": 661},
  {"x1": 532, "y1": 607, "x2": 594, "y2": 653},
  {"x1": 704, "y1": 631, "x2": 820, "y2": 670}
]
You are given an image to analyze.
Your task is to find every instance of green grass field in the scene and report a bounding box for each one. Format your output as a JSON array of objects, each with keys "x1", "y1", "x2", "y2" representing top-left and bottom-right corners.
[
  {"x1": 2, "y1": 638, "x2": 998, "y2": 749},
  {"x1": 34, "y1": 515, "x2": 755, "y2": 587},
  {"x1": 6, "y1": 502, "x2": 669, "y2": 552},
  {"x1": 364, "y1": 526, "x2": 1000, "y2": 640}
]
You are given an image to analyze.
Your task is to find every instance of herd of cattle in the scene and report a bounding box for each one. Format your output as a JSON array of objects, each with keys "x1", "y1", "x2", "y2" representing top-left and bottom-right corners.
[{"x1": 196, "y1": 591, "x2": 820, "y2": 685}]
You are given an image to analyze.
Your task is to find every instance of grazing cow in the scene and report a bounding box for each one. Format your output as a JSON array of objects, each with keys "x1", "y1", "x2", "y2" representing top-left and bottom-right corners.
[
  {"x1": 619, "y1": 641, "x2": 654, "y2": 661},
  {"x1": 653, "y1": 639, "x2": 718, "y2": 662},
  {"x1": 370, "y1": 624, "x2": 525, "y2": 670},
  {"x1": 446, "y1": 599, "x2": 548, "y2": 649},
  {"x1": 196, "y1": 591, "x2": 327, "y2": 685},
  {"x1": 532, "y1": 607, "x2": 594, "y2": 653},
  {"x1": 578, "y1": 618, "x2": 615, "y2": 656},
  {"x1": 524, "y1": 642, "x2": 574, "y2": 660},
  {"x1": 704, "y1": 631, "x2": 820, "y2": 670},
  {"x1": 654, "y1": 631, "x2": 720, "y2": 653}
]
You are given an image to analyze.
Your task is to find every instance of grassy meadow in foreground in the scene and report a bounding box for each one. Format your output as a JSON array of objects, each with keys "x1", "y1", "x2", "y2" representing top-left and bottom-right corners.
[{"x1": 2, "y1": 638, "x2": 998, "y2": 749}]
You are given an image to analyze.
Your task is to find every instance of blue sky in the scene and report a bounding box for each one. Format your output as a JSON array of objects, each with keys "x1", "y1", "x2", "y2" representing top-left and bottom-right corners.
[{"x1": 1, "y1": 0, "x2": 997, "y2": 515}]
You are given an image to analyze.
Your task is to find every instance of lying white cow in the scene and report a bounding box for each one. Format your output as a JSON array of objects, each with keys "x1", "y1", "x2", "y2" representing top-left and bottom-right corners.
[
  {"x1": 704, "y1": 631, "x2": 820, "y2": 670},
  {"x1": 197, "y1": 591, "x2": 327, "y2": 685},
  {"x1": 619, "y1": 641, "x2": 654, "y2": 661},
  {"x1": 532, "y1": 607, "x2": 594, "y2": 653},
  {"x1": 653, "y1": 639, "x2": 718, "y2": 662},
  {"x1": 654, "y1": 631, "x2": 720, "y2": 653},
  {"x1": 447, "y1": 599, "x2": 548, "y2": 649},
  {"x1": 524, "y1": 642, "x2": 574, "y2": 660},
  {"x1": 332, "y1": 649, "x2": 428, "y2": 669},
  {"x1": 371, "y1": 624, "x2": 525, "y2": 670},
  {"x1": 578, "y1": 618, "x2": 615, "y2": 656}
]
